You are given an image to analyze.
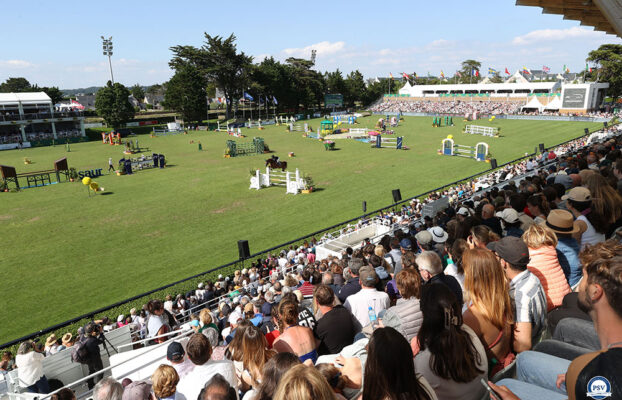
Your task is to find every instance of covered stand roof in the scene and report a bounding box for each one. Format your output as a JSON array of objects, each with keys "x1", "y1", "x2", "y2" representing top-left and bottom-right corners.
[{"x1": 0, "y1": 92, "x2": 52, "y2": 106}]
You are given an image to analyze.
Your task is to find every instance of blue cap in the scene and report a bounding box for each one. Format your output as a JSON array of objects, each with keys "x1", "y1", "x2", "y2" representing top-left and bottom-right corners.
[{"x1": 400, "y1": 238, "x2": 412, "y2": 250}]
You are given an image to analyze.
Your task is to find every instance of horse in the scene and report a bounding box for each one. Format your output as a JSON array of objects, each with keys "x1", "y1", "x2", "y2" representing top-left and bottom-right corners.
[{"x1": 265, "y1": 158, "x2": 287, "y2": 171}]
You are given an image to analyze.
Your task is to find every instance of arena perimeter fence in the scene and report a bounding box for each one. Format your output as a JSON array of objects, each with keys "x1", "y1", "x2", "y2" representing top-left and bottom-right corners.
[{"x1": 0, "y1": 121, "x2": 616, "y2": 351}]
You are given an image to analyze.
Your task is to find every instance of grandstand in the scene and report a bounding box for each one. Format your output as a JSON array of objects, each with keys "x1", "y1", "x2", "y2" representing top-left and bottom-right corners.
[{"x1": 0, "y1": 93, "x2": 86, "y2": 150}]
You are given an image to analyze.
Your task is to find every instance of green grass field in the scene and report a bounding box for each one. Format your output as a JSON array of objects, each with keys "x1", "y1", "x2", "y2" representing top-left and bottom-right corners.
[{"x1": 0, "y1": 116, "x2": 601, "y2": 342}]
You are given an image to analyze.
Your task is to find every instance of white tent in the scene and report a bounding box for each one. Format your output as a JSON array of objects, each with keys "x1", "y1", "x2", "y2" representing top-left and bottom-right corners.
[
  {"x1": 521, "y1": 96, "x2": 544, "y2": 111},
  {"x1": 504, "y1": 70, "x2": 529, "y2": 84},
  {"x1": 544, "y1": 96, "x2": 562, "y2": 110}
]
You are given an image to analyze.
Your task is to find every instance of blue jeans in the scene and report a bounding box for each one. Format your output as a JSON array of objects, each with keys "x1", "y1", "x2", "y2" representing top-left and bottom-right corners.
[
  {"x1": 26, "y1": 375, "x2": 50, "y2": 394},
  {"x1": 496, "y1": 351, "x2": 570, "y2": 400}
]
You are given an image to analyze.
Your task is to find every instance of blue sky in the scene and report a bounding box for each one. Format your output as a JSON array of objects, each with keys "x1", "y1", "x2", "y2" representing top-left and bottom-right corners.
[{"x1": 1, "y1": 0, "x2": 620, "y2": 88}]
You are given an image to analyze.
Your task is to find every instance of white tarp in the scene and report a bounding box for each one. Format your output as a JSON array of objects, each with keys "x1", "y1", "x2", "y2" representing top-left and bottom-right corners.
[
  {"x1": 544, "y1": 96, "x2": 562, "y2": 110},
  {"x1": 521, "y1": 96, "x2": 544, "y2": 111}
]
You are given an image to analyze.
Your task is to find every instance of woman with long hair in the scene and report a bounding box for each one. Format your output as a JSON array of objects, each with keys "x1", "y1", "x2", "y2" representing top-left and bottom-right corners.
[
  {"x1": 238, "y1": 325, "x2": 275, "y2": 391},
  {"x1": 522, "y1": 224, "x2": 572, "y2": 311},
  {"x1": 467, "y1": 225, "x2": 493, "y2": 250},
  {"x1": 363, "y1": 327, "x2": 435, "y2": 400},
  {"x1": 272, "y1": 301, "x2": 318, "y2": 364},
  {"x1": 146, "y1": 299, "x2": 171, "y2": 343},
  {"x1": 527, "y1": 193, "x2": 550, "y2": 224},
  {"x1": 414, "y1": 284, "x2": 487, "y2": 400},
  {"x1": 462, "y1": 248, "x2": 514, "y2": 377},
  {"x1": 446, "y1": 238, "x2": 468, "y2": 292},
  {"x1": 253, "y1": 352, "x2": 300, "y2": 400},
  {"x1": 583, "y1": 173, "x2": 622, "y2": 236},
  {"x1": 565, "y1": 187, "x2": 607, "y2": 248},
  {"x1": 273, "y1": 364, "x2": 335, "y2": 400}
]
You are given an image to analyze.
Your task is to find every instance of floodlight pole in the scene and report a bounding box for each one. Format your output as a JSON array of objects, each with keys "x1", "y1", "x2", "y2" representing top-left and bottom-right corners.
[
  {"x1": 107, "y1": 54, "x2": 114, "y2": 84},
  {"x1": 101, "y1": 36, "x2": 115, "y2": 84}
]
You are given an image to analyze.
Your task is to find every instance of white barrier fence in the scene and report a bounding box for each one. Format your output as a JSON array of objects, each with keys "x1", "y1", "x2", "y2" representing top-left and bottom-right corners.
[
  {"x1": 249, "y1": 167, "x2": 305, "y2": 195},
  {"x1": 289, "y1": 123, "x2": 309, "y2": 132},
  {"x1": 465, "y1": 125, "x2": 498, "y2": 137}
]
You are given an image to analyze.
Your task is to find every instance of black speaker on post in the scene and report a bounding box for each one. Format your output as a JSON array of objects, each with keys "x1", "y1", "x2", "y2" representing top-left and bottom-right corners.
[
  {"x1": 392, "y1": 189, "x2": 402, "y2": 203},
  {"x1": 237, "y1": 240, "x2": 250, "y2": 260},
  {"x1": 584, "y1": 128, "x2": 590, "y2": 135},
  {"x1": 490, "y1": 158, "x2": 498, "y2": 169},
  {"x1": 362, "y1": 201, "x2": 367, "y2": 213},
  {"x1": 604, "y1": 121, "x2": 608, "y2": 128},
  {"x1": 538, "y1": 143, "x2": 545, "y2": 153}
]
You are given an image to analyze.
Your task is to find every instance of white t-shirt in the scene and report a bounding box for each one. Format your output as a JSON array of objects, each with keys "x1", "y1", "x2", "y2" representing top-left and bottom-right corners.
[
  {"x1": 15, "y1": 351, "x2": 45, "y2": 387},
  {"x1": 176, "y1": 360, "x2": 237, "y2": 400},
  {"x1": 577, "y1": 215, "x2": 606, "y2": 249},
  {"x1": 343, "y1": 287, "x2": 390, "y2": 328},
  {"x1": 147, "y1": 315, "x2": 165, "y2": 338},
  {"x1": 444, "y1": 263, "x2": 465, "y2": 293}
]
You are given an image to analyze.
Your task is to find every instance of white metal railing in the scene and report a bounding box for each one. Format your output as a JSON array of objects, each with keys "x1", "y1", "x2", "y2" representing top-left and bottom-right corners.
[{"x1": 117, "y1": 328, "x2": 187, "y2": 349}]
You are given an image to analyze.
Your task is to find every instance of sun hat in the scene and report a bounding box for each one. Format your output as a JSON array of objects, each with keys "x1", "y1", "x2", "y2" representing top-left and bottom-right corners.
[
  {"x1": 61, "y1": 333, "x2": 73, "y2": 346},
  {"x1": 117, "y1": 315, "x2": 125, "y2": 323},
  {"x1": 45, "y1": 334, "x2": 57, "y2": 347},
  {"x1": 542, "y1": 209, "x2": 580, "y2": 235},
  {"x1": 486, "y1": 236, "x2": 530, "y2": 267},
  {"x1": 562, "y1": 187, "x2": 591, "y2": 202},
  {"x1": 415, "y1": 230, "x2": 433, "y2": 245},
  {"x1": 228, "y1": 311, "x2": 242, "y2": 325},
  {"x1": 197, "y1": 282, "x2": 204, "y2": 289},
  {"x1": 430, "y1": 226, "x2": 448, "y2": 243},
  {"x1": 499, "y1": 208, "x2": 520, "y2": 224}
]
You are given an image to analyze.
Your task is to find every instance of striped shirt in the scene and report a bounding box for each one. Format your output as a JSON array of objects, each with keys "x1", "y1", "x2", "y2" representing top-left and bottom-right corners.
[{"x1": 509, "y1": 270, "x2": 547, "y2": 342}]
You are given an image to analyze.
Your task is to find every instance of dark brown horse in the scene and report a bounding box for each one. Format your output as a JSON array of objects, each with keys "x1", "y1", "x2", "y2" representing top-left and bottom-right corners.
[{"x1": 265, "y1": 157, "x2": 287, "y2": 171}]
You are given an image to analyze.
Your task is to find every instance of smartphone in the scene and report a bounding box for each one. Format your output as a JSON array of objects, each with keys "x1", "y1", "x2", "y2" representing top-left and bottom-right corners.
[{"x1": 480, "y1": 378, "x2": 502, "y2": 400}]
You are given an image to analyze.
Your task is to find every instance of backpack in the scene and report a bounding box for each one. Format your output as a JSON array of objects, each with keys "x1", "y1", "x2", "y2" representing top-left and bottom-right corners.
[{"x1": 71, "y1": 339, "x2": 90, "y2": 364}]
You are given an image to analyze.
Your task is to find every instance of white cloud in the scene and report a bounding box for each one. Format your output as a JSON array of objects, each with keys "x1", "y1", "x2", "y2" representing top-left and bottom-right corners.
[
  {"x1": 0, "y1": 59, "x2": 34, "y2": 68},
  {"x1": 282, "y1": 41, "x2": 345, "y2": 57},
  {"x1": 512, "y1": 26, "x2": 609, "y2": 45}
]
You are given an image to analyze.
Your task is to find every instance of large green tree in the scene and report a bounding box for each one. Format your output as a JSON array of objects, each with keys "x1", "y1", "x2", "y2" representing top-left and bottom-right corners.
[
  {"x1": 131, "y1": 84, "x2": 145, "y2": 102},
  {"x1": 94, "y1": 81, "x2": 135, "y2": 129},
  {"x1": 587, "y1": 44, "x2": 622, "y2": 100},
  {"x1": 285, "y1": 57, "x2": 325, "y2": 111},
  {"x1": 458, "y1": 60, "x2": 482, "y2": 83},
  {"x1": 345, "y1": 70, "x2": 367, "y2": 106},
  {"x1": 164, "y1": 64, "x2": 207, "y2": 124},
  {"x1": 170, "y1": 33, "x2": 253, "y2": 119},
  {"x1": 0, "y1": 77, "x2": 32, "y2": 92}
]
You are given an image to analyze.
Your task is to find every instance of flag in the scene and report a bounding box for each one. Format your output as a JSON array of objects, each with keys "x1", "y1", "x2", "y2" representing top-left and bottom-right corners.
[
  {"x1": 475, "y1": 69, "x2": 479, "y2": 77},
  {"x1": 542, "y1": 65, "x2": 550, "y2": 73},
  {"x1": 456, "y1": 71, "x2": 462, "y2": 78},
  {"x1": 471, "y1": 68, "x2": 479, "y2": 77},
  {"x1": 243, "y1": 92, "x2": 254, "y2": 101},
  {"x1": 488, "y1": 68, "x2": 498, "y2": 75},
  {"x1": 522, "y1": 67, "x2": 531, "y2": 75},
  {"x1": 273, "y1": 96, "x2": 278, "y2": 105},
  {"x1": 563, "y1": 65, "x2": 570, "y2": 74},
  {"x1": 71, "y1": 99, "x2": 85, "y2": 110},
  {"x1": 505, "y1": 67, "x2": 510, "y2": 75},
  {"x1": 414, "y1": 72, "x2": 418, "y2": 78},
  {"x1": 389, "y1": 72, "x2": 393, "y2": 79},
  {"x1": 402, "y1": 72, "x2": 411, "y2": 80},
  {"x1": 586, "y1": 63, "x2": 592, "y2": 73},
  {"x1": 440, "y1": 70, "x2": 445, "y2": 78}
]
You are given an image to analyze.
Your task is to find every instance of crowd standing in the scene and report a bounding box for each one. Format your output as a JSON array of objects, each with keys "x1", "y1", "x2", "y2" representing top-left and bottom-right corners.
[{"x1": 4, "y1": 126, "x2": 622, "y2": 400}]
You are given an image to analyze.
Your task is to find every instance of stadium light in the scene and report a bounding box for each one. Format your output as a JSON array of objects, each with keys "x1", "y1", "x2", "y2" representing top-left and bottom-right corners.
[{"x1": 101, "y1": 36, "x2": 115, "y2": 84}]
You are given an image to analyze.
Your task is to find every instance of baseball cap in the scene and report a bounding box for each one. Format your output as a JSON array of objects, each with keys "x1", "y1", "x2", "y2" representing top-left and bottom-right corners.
[
  {"x1": 228, "y1": 311, "x2": 242, "y2": 325},
  {"x1": 359, "y1": 265, "x2": 378, "y2": 286},
  {"x1": 499, "y1": 208, "x2": 519, "y2": 224},
  {"x1": 487, "y1": 237, "x2": 530, "y2": 267},
  {"x1": 415, "y1": 230, "x2": 433, "y2": 245},
  {"x1": 562, "y1": 186, "x2": 591, "y2": 202},
  {"x1": 457, "y1": 207, "x2": 469, "y2": 216},
  {"x1": 166, "y1": 341, "x2": 185, "y2": 362},
  {"x1": 399, "y1": 238, "x2": 412, "y2": 250}
]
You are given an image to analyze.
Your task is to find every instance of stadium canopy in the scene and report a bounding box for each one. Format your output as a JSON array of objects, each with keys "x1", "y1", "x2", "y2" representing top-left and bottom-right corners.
[
  {"x1": 544, "y1": 96, "x2": 562, "y2": 110},
  {"x1": 398, "y1": 81, "x2": 559, "y2": 97},
  {"x1": 516, "y1": 0, "x2": 622, "y2": 37},
  {"x1": 521, "y1": 96, "x2": 545, "y2": 111},
  {"x1": 0, "y1": 92, "x2": 52, "y2": 106}
]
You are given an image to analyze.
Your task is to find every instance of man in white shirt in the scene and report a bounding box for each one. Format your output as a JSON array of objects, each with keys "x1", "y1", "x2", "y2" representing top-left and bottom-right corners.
[
  {"x1": 176, "y1": 334, "x2": 237, "y2": 400},
  {"x1": 344, "y1": 266, "x2": 390, "y2": 328},
  {"x1": 165, "y1": 341, "x2": 194, "y2": 379}
]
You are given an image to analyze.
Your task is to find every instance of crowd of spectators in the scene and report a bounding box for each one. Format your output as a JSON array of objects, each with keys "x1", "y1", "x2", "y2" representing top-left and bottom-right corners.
[
  {"x1": 5, "y1": 125, "x2": 622, "y2": 400},
  {"x1": 0, "y1": 129, "x2": 82, "y2": 144},
  {"x1": 370, "y1": 99, "x2": 523, "y2": 115}
]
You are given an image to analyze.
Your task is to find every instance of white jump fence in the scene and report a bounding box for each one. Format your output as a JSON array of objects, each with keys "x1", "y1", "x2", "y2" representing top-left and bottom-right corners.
[
  {"x1": 249, "y1": 167, "x2": 305, "y2": 194},
  {"x1": 465, "y1": 125, "x2": 499, "y2": 137},
  {"x1": 289, "y1": 123, "x2": 309, "y2": 133}
]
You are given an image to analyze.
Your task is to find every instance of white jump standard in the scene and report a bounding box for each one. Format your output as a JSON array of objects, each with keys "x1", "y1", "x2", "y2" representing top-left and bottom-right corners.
[{"x1": 249, "y1": 167, "x2": 305, "y2": 195}]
